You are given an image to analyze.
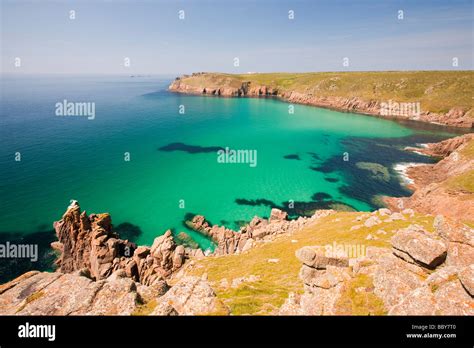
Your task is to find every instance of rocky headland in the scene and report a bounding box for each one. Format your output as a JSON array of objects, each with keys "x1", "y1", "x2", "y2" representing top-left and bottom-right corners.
[
  {"x1": 169, "y1": 72, "x2": 473, "y2": 128},
  {"x1": 385, "y1": 133, "x2": 474, "y2": 223}
]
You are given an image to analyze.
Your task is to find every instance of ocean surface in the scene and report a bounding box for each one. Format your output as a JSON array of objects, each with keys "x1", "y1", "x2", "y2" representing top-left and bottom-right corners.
[{"x1": 0, "y1": 74, "x2": 465, "y2": 281}]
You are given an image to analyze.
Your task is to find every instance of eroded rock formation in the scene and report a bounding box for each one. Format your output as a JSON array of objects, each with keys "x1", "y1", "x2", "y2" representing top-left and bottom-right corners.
[
  {"x1": 52, "y1": 201, "x2": 185, "y2": 285},
  {"x1": 186, "y1": 208, "x2": 335, "y2": 255},
  {"x1": 386, "y1": 133, "x2": 474, "y2": 222}
]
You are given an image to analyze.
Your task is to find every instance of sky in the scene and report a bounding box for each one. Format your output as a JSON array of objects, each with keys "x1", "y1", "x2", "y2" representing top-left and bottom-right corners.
[{"x1": 1, "y1": 0, "x2": 473, "y2": 74}]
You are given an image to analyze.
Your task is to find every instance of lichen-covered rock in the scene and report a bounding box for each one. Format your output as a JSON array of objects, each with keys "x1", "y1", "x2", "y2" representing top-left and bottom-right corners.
[
  {"x1": 269, "y1": 208, "x2": 288, "y2": 222},
  {"x1": 0, "y1": 271, "x2": 142, "y2": 315},
  {"x1": 151, "y1": 276, "x2": 226, "y2": 315},
  {"x1": 458, "y1": 265, "x2": 474, "y2": 297},
  {"x1": 296, "y1": 246, "x2": 349, "y2": 269},
  {"x1": 391, "y1": 226, "x2": 447, "y2": 269},
  {"x1": 52, "y1": 202, "x2": 185, "y2": 285},
  {"x1": 388, "y1": 286, "x2": 436, "y2": 315}
]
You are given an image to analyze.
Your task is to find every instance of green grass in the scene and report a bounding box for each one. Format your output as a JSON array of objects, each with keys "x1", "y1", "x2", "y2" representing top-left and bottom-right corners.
[
  {"x1": 185, "y1": 211, "x2": 435, "y2": 315},
  {"x1": 179, "y1": 71, "x2": 474, "y2": 114},
  {"x1": 443, "y1": 138, "x2": 474, "y2": 194},
  {"x1": 335, "y1": 274, "x2": 387, "y2": 315}
]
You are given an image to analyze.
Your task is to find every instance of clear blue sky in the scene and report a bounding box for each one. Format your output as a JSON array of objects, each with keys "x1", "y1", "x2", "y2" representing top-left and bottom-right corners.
[{"x1": 1, "y1": 0, "x2": 472, "y2": 74}]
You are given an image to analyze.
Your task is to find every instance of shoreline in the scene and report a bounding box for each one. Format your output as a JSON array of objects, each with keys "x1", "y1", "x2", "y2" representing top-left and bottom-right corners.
[{"x1": 168, "y1": 72, "x2": 473, "y2": 129}]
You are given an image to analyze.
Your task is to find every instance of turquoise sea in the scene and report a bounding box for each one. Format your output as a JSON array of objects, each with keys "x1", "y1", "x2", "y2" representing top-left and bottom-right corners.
[{"x1": 0, "y1": 75, "x2": 465, "y2": 281}]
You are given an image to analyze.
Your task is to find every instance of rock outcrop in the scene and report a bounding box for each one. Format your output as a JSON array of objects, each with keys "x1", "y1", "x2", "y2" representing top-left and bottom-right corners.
[
  {"x1": 151, "y1": 275, "x2": 226, "y2": 315},
  {"x1": 52, "y1": 201, "x2": 185, "y2": 285},
  {"x1": 186, "y1": 208, "x2": 335, "y2": 255},
  {"x1": 0, "y1": 270, "x2": 140, "y2": 315},
  {"x1": 386, "y1": 134, "x2": 474, "y2": 222},
  {"x1": 280, "y1": 218, "x2": 474, "y2": 315}
]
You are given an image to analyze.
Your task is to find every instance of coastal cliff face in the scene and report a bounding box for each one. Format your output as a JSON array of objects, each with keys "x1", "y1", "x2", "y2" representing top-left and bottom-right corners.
[
  {"x1": 385, "y1": 134, "x2": 474, "y2": 224},
  {"x1": 169, "y1": 72, "x2": 473, "y2": 128}
]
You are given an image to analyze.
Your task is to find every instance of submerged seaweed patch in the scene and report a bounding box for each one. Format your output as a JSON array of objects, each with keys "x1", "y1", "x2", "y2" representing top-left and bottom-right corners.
[
  {"x1": 235, "y1": 193, "x2": 356, "y2": 219},
  {"x1": 158, "y1": 142, "x2": 224, "y2": 154},
  {"x1": 0, "y1": 229, "x2": 56, "y2": 284},
  {"x1": 115, "y1": 222, "x2": 143, "y2": 242},
  {"x1": 325, "y1": 177, "x2": 339, "y2": 183},
  {"x1": 311, "y1": 134, "x2": 446, "y2": 209},
  {"x1": 283, "y1": 154, "x2": 301, "y2": 160},
  {"x1": 234, "y1": 198, "x2": 277, "y2": 207}
]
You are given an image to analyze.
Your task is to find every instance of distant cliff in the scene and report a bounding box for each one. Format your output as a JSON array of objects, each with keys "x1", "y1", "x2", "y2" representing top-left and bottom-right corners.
[{"x1": 169, "y1": 71, "x2": 474, "y2": 128}]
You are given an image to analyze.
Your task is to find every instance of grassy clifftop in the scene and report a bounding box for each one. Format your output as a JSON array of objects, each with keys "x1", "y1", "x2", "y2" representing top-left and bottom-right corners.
[
  {"x1": 183, "y1": 211, "x2": 435, "y2": 315},
  {"x1": 175, "y1": 71, "x2": 473, "y2": 115}
]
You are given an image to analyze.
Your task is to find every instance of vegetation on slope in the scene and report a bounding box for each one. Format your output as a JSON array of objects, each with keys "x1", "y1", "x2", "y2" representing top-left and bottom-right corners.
[
  {"x1": 184, "y1": 211, "x2": 435, "y2": 315},
  {"x1": 178, "y1": 71, "x2": 473, "y2": 114}
]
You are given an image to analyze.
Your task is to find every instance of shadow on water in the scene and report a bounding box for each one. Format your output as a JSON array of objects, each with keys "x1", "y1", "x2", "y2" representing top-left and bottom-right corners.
[
  {"x1": 0, "y1": 229, "x2": 56, "y2": 284},
  {"x1": 115, "y1": 222, "x2": 143, "y2": 242},
  {"x1": 0, "y1": 220, "x2": 144, "y2": 284},
  {"x1": 158, "y1": 142, "x2": 224, "y2": 154},
  {"x1": 283, "y1": 154, "x2": 301, "y2": 160},
  {"x1": 235, "y1": 193, "x2": 356, "y2": 220}
]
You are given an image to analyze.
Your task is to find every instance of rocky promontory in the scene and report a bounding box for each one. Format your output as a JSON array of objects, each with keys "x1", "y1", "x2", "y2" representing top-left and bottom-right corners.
[
  {"x1": 169, "y1": 72, "x2": 473, "y2": 128},
  {"x1": 386, "y1": 133, "x2": 474, "y2": 223}
]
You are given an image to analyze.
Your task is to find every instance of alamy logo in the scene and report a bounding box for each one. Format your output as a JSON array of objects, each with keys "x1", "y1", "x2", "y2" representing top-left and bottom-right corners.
[
  {"x1": 324, "y1": 242, "x2": 366, "y2": 259},
  {"x1": 0, "y1": 242, "x2": 38, "y2": 262},
  {"x1": 380, "y1": 100, "x2": 420, "y2": 118},
  {"x1": 217, "y1": 147, "x2": 257, "y2": 167},
  {"x1": 55, "y1": 99, "x2": 95, "y2": 120},
  {"x1": 18, "y1": 322, "x2": 56, "y2": 341}
]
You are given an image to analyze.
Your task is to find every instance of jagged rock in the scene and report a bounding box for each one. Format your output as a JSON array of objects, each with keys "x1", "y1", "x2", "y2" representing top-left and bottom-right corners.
[
  {"x1": 300, "y1": 265, "x2": 351, "y2": 290},
  {"x1": 433, "y1": 278, "x2": 474, "y2": 315},
  {"x1": 372, "y1": 253, "x2": 426, "y2": 309},
  {"x1": 248, "y1": 216, "x2": 267, "y2": 230},
  {"x1": 378, "y1": 208, "x2": 392, "y2": 216},
  {"x1": 186, "y1": 209, "x2": 335, "y2": 256},
  {"x1": 0, "y1": 271, "x2": 141, "y2": 315},
  {"x1": 391, "y1": 225, "x2": 447, "y2": 269},
  {"x1": 364, "y1": 216, "x2": 382, "y2": 227},
  {"x1": 434, "y1": 215, "x2": 474, "y2": 246},
  {"x1": 151, "y1": 276, "x2": 226, "y2": 315},
  {"x1": 458, "y1": 265, "x2": 474, "y2": 296},
  {"x1": 134, "y1": 246, "x2": 150, "y2": 259},
  {"x1": 52, "y1": 202, "x2": 186, "y2": 285},
  {"x1": 388, "y1": 286, "x2": 436, "y2": 315},
  {"x1": 446, "y1": 242, "x2": 474, "y2": 268},
  {"x1": 269, "y1": 208, "x2": 288, "y2": 222},
  {"x1": 241, "y1": 238, "x2": 254, "y2": 252},
  {"x1": 296, "y1": 246, "x2": 349, "y2": 269},
  {"x1": 151, "y1": 302, "x2": 179, "y2": 316}
]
